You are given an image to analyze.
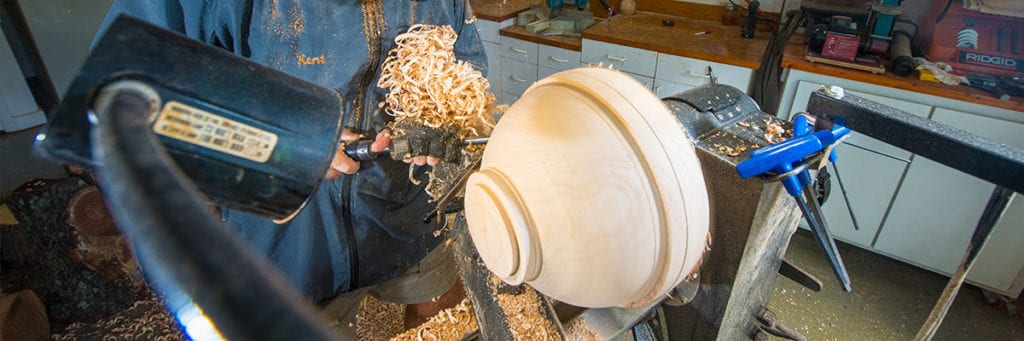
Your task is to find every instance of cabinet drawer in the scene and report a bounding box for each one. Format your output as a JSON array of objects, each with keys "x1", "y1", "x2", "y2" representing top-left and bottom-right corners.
[
  {"x1": 656, "y1": 54, "x2": 752, "y2": 91},
  {"x1": 538, "y1": 45, "x2": 581, "y2": 71},
  {"x1": 500, "y1": 36, "x2": 538, "y2": 64},
  {"x1": 500, "y1": 91, "x2": 521, "y2": 106},
  {"x1": 538, "y1": 66, "x2": 563, "y2": 80},
  {"x1": 653, "y1": 79, "x2": 694, "y2": 98},
  {"x1": 876, "y1": 109, "x2": 1024, "y2": 294},
  {"x1": 501, "y1": 58, "x2": 537, "y2": 96},
  {"x1": 581, "y1": 39, "x2": 656, "y2": 77},
  {"x1": 625, "y1": 71, "x2": 653, "y2": 90},
  {"x1": 475, "y1": 19, "x2": 512, "y2": 43}
]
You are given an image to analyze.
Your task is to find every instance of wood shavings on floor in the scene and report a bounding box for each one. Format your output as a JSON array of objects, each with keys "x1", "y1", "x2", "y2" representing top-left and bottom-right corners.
[
  {"x1": 391, "y1": 298, "x2": 477, "y2": 341},
  {"x1": 356, "y1": 295, "x2": 406, "y2": 341},
  {"x1": 496, "y1": 286, "x2": 561, "y2": 340},
  {"x1": 52, "y1": 293, "x2": 184, "y2": 340},
  {"x1": 563, "y1": 318, "x2": 602, "y2": 341}
]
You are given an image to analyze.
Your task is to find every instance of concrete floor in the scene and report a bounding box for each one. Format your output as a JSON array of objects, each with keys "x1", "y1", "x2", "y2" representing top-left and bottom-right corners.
[
  {"x1": 0, "y1": 126, "x2": 67, "y2": 197},
  {"x1": 770, "y1": 231, "x2": 1024, "y2": 340}
]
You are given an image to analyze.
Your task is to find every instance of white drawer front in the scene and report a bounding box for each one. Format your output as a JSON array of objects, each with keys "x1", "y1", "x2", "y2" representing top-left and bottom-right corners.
[
  {"x1": 500, "y1": 36, "x2": 538, "y2": 64},
  {"x1": 499, "y1": 91, "x2": 521, "y2": 106},
  {"x1": 483, "y1": 41, "x2": 502, "y2": 93},
  {"x1": 501, "y1": 58, "x2": 537, "y2": 96},
  {"x1": 581, "y1": 39, "x2": 657, "y2": 77},
  {"x1": 538, "y1": 45, "x2": 581, "y2": 71},
  {"x1": 654, "y1": 79, "x2": 695, "y2": 98},
  {"x1": 655, "y1": 54, "x2": 752, "y2": 91},
  {"x1": 625, "y1": 71, "x2": 654, "y2": 90},
  {"x1": 538, "y1": 66, "x2": 563, "y2": 80}
]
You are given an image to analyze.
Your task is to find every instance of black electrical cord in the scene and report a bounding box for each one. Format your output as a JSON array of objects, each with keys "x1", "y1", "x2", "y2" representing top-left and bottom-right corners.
[
  {"x1": 751, "y1": 9, "x2": 805, "y2": 114},
  {"x1": 729, "y1": 0, "x2": 780, "y2": 31},
  {"x1": 936, "y1": 0, "x2": 954, "y2": 23},
  {"x1": 92, "y1": 84, "x2": 334, "y2": 341}
]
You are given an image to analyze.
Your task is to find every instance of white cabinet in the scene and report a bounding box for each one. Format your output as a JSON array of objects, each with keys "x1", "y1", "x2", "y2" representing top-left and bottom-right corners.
[
  {"x1": 538, "y1": 44, "x2": 580, "y2": 71},
  {"x1": 498, "y1": 36, "x2": 538, "y2": 102},
  {"x1": 783, "y1": 80, "x2": 926, "y2": 249},
  {"x1": 581, "y1": 39, "x2": 658, "y2": 90},
  {"x1": 1, "y1": 30, "x2": 47, "y2": 132},
  {"x1": 476, "y1": 18, "x2": 515, "y2": 100},
  {"x1": 496, "y1": 35, "x2": 582, "y2": 104},
  {"x1": 780, "y1": 69, "x2": 1024, "y2": 296},
  {"x1": 581, "y1": 39, "x2": 657, "y2": 76},
  {"x1": 499, "y1": 35, "x2": 538, "y2": 64},
  {"x1": 581, "y1": 38, "x2": 753, "y2": 97},
  {"x1": 482, "y1": 41, "x2": 503, "y2": 94},
  {"x1": 655, "y1": 53, "x2": 752, "y2": 92},
  {"x1": 876, "y1": 108, "x2": 1024, "y2": 294},
  {"x1": 500, "y1": 58, "x2": 537, "y2": 96}
]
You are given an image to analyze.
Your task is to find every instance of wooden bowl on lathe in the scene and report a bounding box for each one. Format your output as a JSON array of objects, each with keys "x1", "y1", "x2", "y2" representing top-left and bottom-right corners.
[{"x1": 464, "y1": 67, "x2": 711, "y2": 308}]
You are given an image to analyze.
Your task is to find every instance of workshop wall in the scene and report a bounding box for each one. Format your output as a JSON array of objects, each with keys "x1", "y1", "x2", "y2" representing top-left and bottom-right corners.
[{"x1": 19, "y1": 0, "x2": 114, "y2": 96}]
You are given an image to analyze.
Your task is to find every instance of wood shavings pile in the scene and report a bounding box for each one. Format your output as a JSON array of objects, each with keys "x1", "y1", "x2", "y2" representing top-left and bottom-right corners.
[
  {"x1": 763, "y1": 119, "x2": 790, "y2": 143},
  {"x1": 496, "y1": 286, "x2": 561, "y2": 340},
  {"x1": 356, "y1": 295, "x2": 406, "y2": 341},
  {"x1": 564, "y1": 318, "x2": 601, "y2": 341},
  {"x1": 391, "y1": 298, "x2": 477, "y2": 341},
  {"x1": 378, "y1": 24, "x2": 496, "y2": 141},
  {"x1": 53, "y1": 293, "x2": 184, "y2": 341}
]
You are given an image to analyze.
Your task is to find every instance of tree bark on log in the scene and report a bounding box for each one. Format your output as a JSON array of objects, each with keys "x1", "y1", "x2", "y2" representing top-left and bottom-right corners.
[{"x1": 0, "y1": 290, "x2": 50, "y2": 340}]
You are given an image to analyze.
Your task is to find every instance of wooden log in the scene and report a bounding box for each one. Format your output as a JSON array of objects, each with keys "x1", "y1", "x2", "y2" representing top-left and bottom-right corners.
[
  {"x1": 67, "y1": 186, "x2": 118, "y2": 237},
  {"x1": 0, "y1": 290, "x2": 50, "y2": 340},
  {"x1": 1, "y1": 177, "x2": 145, "y2": 327}
]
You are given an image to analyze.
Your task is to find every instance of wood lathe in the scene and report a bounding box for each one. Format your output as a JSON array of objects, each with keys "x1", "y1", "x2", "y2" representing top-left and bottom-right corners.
[{"x1": 33, "y1": 16, "x2": 949, "y2": 341}]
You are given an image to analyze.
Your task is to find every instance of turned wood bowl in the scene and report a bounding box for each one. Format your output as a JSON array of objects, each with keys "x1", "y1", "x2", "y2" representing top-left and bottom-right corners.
[{"x1": 464, "y1": 67, "x2": 710, "y2": 308}]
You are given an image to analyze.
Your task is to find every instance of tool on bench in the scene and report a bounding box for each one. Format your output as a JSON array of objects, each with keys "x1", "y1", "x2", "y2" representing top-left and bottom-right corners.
[
  {"x1": 545, "y1": 0, "x2": 587, "y2": 17},
  {"x1": 736, "y1": 115, "x2": 854, "y2": 292}
]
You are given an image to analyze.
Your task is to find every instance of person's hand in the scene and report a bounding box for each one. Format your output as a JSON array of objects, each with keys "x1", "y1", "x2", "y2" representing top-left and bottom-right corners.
[
  {"x1": 325, "y1": 129, "x2": 391, "y2": 179},
  {"x1": 391, "y1": 121, "x2": 460, "y2": 167}
]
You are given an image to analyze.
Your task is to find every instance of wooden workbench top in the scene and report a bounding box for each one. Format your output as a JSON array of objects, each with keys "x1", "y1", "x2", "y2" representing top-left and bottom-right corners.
[
  {"x1": 581, "y1": 11, "x2": 770, "y2": 70},
  {"x1": 470, "y1": 0, "x2": 536, "y2": 22},
  {"x1": 499, "y1": 24, "x2": 584, "y2": 51},
  {"x1": 474, "y1": 2, "x2": 1023, "y2": 113},
  {"x1": 781, "y1": 41, "x2": 1024, "y2": 113}
]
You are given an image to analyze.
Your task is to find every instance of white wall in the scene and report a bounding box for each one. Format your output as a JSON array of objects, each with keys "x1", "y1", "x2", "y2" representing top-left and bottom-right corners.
[{"x1": 21, "y1": 0, "x2": 115, "y2": 96}]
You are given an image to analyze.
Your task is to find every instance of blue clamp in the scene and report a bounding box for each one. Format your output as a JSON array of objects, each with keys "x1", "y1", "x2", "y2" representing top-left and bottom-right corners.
[
  {"x1": 735, "y1": 117, "x2": 851, "y2": 196},
  {"x1": 736, "y1": 116, "x2": 855, "y2": 292}
]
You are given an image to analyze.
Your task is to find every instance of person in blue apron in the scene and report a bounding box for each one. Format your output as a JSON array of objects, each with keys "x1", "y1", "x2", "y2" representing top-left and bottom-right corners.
[{"x1": 97, "y1": 1, "x2": 487, "y2": 338}]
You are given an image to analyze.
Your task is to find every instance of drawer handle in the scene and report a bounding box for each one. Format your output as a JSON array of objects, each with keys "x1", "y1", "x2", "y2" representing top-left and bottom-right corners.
[
  {"x1": 606, "y1": 55, "x2": 628, "y2": 62},
  {"x1": 548, "y1": 56, "x2": 569, "y2": 63},
  {"x1": 509, "y1": 76, "x2": 528, "y2": 82},
  {"x1": 511, "y1": 47, "x2": 528, "y2": 54},
  {"x1": 687, "y1": 71, "x2": 711, "y2": 78}
]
